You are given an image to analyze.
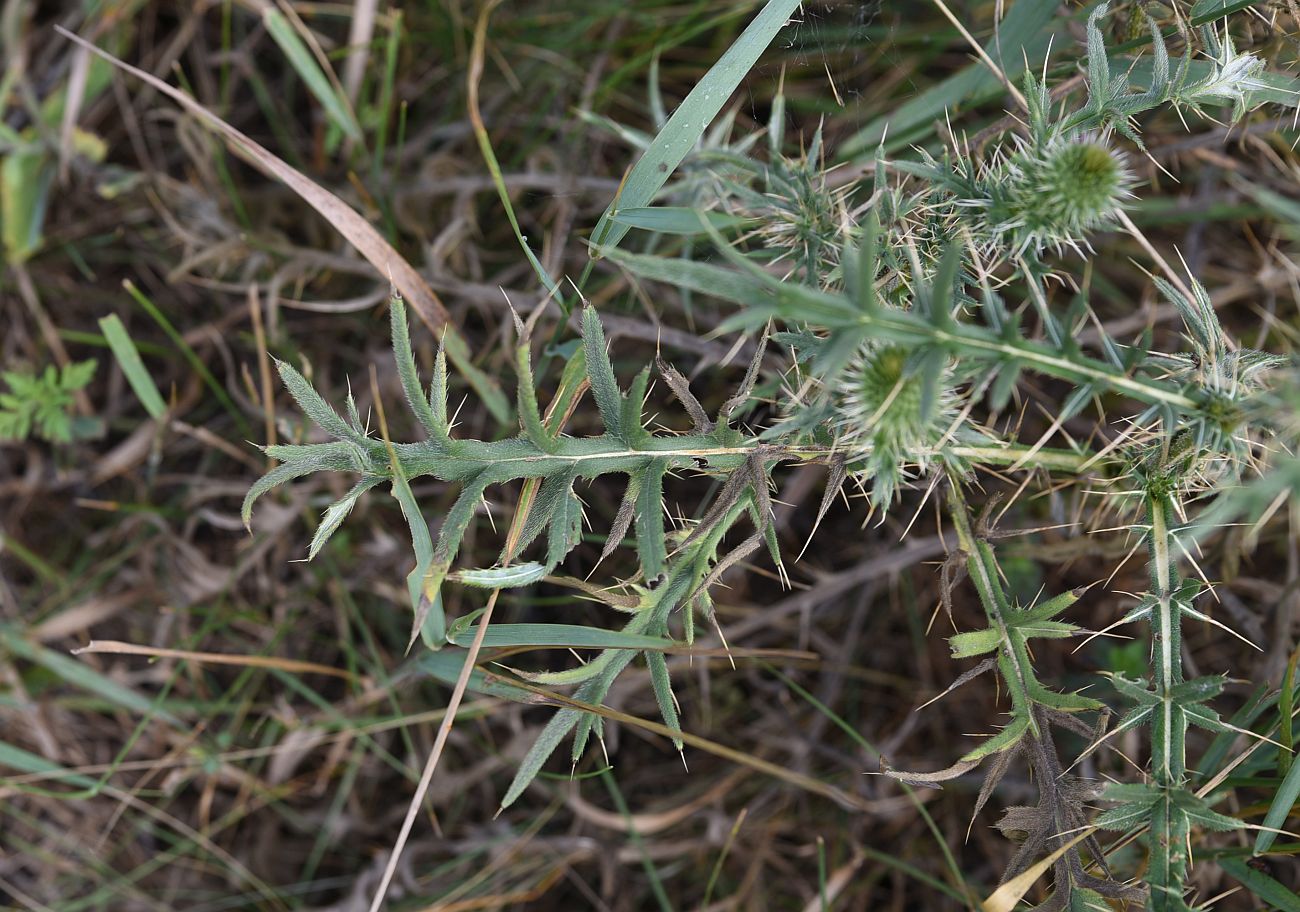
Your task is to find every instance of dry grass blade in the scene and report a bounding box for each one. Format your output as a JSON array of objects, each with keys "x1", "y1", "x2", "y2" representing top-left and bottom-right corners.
[
  {"x1": 342, "y1": 0, "x2": 380, "y2": 108},
  {"x1": 980, "y1": 830, "x2": 1093, "y2": 912},
  {"x1": 52, "y1": 27, "x2": 451, "y2": 334},
  {"x1": 71, "y1": 640, "x2": 358, "y2": 681}
]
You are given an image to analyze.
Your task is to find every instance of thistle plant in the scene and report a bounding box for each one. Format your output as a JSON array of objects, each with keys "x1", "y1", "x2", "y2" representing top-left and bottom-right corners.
[
  {"x1": 829, "y1": 341, "x2": 958, "y2": 505},
  {"x1": 945, "y1": 128, "x2": 1135, "y2": 260},
  {"x1": 1094, "y1": 436, "x2": 1243, "y2": 912},
  {"x1": 244, "y1": 296, "x2": 795, "y2": 787},
  {"x1": 238, "y1": 3, "x2": 1300, "y2": 909}
]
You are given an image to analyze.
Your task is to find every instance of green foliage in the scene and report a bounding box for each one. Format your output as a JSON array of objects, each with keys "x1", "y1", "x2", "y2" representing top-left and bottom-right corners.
[
  {"x1": 241, "y1": 5, "x2": 1300, "y2": 909},
  {"x1": 99, "y1": 314, "x2": 167, "y2": 420},
  {"x1": 0, "y1": 360, "x2": 97, "y2": 443},
  {"x1": 244, "y1": 294, "x2": 788, "y2": 794}
]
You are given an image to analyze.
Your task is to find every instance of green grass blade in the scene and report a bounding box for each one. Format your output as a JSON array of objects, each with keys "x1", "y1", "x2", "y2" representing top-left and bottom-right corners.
[
  {"x1": 0, "y1": 626, "x2": 180, "y2": 725},
  {"x1": 446, "y1": 623, "x2": 671, "y2": 650},
  {"x1": 406, "y1": 649, "x2": 536, "y2": 703},
  {"x1": 839, "y1": 0, "x2": 1061, "y2": 157},
  {"x1": 98, "y1": 314, "x2": 167, "y2": 419},
  {"x1": 1254, "y1": 750, "x2": 1300, "y2": 855},
  {"x1": 1, "y1": 146, "x2": 52, "y2": 264},
  {"x1": 611, "y1": 206, "x2": 752, "y2": 235},
  {"x1": 469, "y1": 2, "x2": 563, "y2": 301},
  {"x1": 600, "y1": 768, "x2": 675, "y2": 912},
  {"x1": 587, "y1": 0, "x2": 802, "y2": 256},
  {"x1": 1218, "y1": 857, "x2": 1300, "y2": 911},
  {"x1": 1190, "y1": 0, "x2": 1263, "y2": 23},
  {"x1": 0, "y1": 738, "x2": 100, "y2": 790},
  {"x1": 122, "y1": 279, "x2": 252, "y2": 437},
  {"x1": 261, "y1": 7, "x2": 362, "y2": 142},
  {"x1": 387, "y1": 459, "x2": 443, "y2": 647}
]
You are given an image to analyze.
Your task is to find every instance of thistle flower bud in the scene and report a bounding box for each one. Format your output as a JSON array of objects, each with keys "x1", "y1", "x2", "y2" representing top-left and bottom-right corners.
[
  {"x1": 963, "y1": 133, "x2": 1134, "y2": 259},
  {"x1": 832, "y1": 344, "x2": 957, "y2": 504}
]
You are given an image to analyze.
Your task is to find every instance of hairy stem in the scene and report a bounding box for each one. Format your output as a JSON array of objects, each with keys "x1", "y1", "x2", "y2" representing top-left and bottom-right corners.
[{"x1": 1145, "y1": 491, "x2": 1190, "y2": 912}]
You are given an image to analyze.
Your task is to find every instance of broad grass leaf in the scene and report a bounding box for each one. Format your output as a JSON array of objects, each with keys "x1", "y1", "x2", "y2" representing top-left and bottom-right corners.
[
  {"x1": 610, "y1": 206, "x2": 752, "y2": 235},
  {"x1": 588, "y1": 0, "x2": 802, "y2": 254},
  {"x1": 1218, "y1": 857, "x2": 1300, "y2": 911},
  {"x1": 0, "y1": 627, "x2": 180, "y2": 725},
  {"x1": 1, "y1": 146, "x2": 52, "y2": 264},
  {"x1": 1255, "y1": 746, "x2": 1300, "y2": 855},
  {"x1": 99, "y1": 315, "x2": 165, "y2": 419},
  {"x1": 446, "y1": 623, "x2": 672, "y2": 650},
  {"x1": 261, "y1": 7, "x2": 362, "y2": 141},
  {"x1": 841, "y1": 0, "x2": 1060, "y2": 156},
  {"x1": 408, "y1": 649, "x2": 538, "y2": 704}
]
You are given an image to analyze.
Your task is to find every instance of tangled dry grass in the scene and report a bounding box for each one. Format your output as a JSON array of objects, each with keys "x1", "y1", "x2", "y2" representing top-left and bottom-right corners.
[{"x1": 3, "y1": 3, "x2": 1300, "y2": 910}]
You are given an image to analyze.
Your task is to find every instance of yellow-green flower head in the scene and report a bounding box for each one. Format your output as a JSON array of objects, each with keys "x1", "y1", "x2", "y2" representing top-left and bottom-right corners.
[
  {"x1": 832, "y1": 344, "x2": 957, "y2": 504},
  {"x1": 966, "y1": 133, "x2": 1135, "y2": 259}
]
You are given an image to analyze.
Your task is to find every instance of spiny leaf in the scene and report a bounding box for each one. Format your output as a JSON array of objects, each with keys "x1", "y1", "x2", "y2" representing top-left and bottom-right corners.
[
  {"x1": 656, "y1": 357, "x2": 713, "y2": 434},
  {"x1": 515, "y1": 335, "x2": 557, "y2": 453},
  {"x1": 581, "y1": 306, "x2": 624, "y2": 440},
  {"x1": 500, "y1": 707, "x2": 584, "y2": 808},
  {"x1": 242, "y1": 460, "x2": 329, "y2": 529},
  {"x1": 505, "y1": 470, "x2": 571, "y2": 564},
  {"x1": 635, "y1": 459, "x2": 669, "y2": 579},
  {"x1": 510, "y1": 650, "x2": 623, "y2": 686},
  {"x1": 390, "y1": 294, "x2": 446, "y2": 441},
  {"x1": 429, "y1": 344, "x2": 449, "y2": 430},
  {"x1": 452, "y1": 562, "x2": 548, "y2": 589},
  {"x1": 546, "y1": 482, "x2": 584, "y2": 570},
  {"x1": 960, "y1": 714, "x2": 1031, "y2": 762},
  {"x1": 308, "y1": 477, "x2": 384, "y2": 560},
  {"x1": 647, "y1": 650, "x2": 682, "y2": 753},
  {"x1": 597, "y1": 477, "x2": 639, "y2": 568},
  {"x1": 620, "y1": 367, "x2": 651, "y2": 445},
  {"x1": 432, "y1": 473, "x2": 493, "y2": 569},
  {"x1": 273, "y1": 357, "x2": 359, "y2": 442},
  {"x1": 950, "y1": 627, "x2": 1002, "y2": 659}
]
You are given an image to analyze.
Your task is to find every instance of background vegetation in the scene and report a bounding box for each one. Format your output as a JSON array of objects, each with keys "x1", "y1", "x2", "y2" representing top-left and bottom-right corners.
[{"x1": 3, "y1": 2, "x2": 1300, "y2": 910}]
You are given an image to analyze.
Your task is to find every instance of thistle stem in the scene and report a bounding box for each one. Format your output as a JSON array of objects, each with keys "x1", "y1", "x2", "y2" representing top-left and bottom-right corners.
[{"x1": 1144, "y1": 490, "x2": 1191, "y2": 912}]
